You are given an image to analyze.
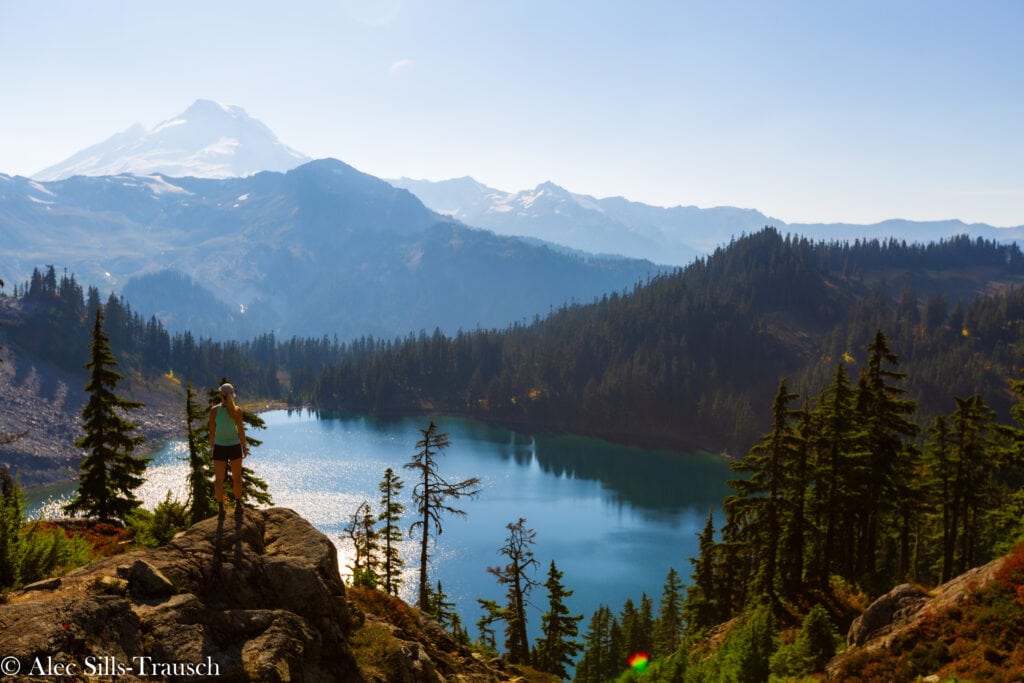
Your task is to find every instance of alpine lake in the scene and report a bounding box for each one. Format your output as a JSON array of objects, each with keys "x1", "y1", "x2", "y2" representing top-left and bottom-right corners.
[{"x1": 29, "y1": 410, "x2": 734, "y2": 642}]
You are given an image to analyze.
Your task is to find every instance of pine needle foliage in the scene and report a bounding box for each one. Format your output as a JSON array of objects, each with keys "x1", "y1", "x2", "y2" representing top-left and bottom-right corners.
[
  {"x1": 65, "y1": 307, "x2": 148, "y2": 523},
  {"x1": 405, "y1": 421, "x2": 481, "y2": 611}
]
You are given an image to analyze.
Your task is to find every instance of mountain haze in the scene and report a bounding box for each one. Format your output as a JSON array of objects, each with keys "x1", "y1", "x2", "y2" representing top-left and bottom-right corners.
[
  {"x1": 1, "y1": 160, "x2": 659, "y2": 340},
  {"x1": 33, "y1": 100, "x2": 310, "y2": 180},
  {"x1": 391, "y1": 176, "x2": 1024, "y2": 267}
]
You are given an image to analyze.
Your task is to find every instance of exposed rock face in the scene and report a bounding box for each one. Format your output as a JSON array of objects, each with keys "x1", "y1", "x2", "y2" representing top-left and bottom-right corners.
[
  {"x1": 827, "y1": 556, "x2": 1007, "y2": 678},
  {"x1": 845, "y1": 583, "x2": 930, "y2": 647},
  {"x1": 0, "y1": 507, "x2": 361, "y2": 681},
  {"x1": 0, "y1": 507, "x2": 540, "y2": 682}
]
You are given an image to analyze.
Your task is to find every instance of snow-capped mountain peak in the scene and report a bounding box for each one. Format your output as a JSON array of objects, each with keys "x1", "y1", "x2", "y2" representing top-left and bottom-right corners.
[{"x1": 33, "y1": 100, "x2": 310, "y2": 181}]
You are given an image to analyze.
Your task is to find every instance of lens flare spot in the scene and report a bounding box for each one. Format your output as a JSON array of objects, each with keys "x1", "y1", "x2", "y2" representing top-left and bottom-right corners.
[{"x1": 628, "y1": 651, "x2": 649, "y2": 672}]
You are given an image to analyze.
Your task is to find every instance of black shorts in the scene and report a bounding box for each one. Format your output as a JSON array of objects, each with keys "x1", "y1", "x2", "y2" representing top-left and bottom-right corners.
[{"x1": 212, "y1": 443, "x2": 243, "y2": 462}]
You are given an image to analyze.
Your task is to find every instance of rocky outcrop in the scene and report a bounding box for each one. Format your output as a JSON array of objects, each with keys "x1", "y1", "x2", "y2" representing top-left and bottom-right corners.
[
  {"x1": 345, "y1": 587, "x2": 557, "y2": 683},
  {"x1": 0, "y1": 507, "x2": 542, "y2": 682},
  {"x1": 826, "y1": 556, "x2": 1007, "y2": 678},
  {"x1": 845, "y1": 582, "x2": 930, "y2": 647},
  {"x1": 0, "y1": 507, "x2": 360, "y2": 682}
]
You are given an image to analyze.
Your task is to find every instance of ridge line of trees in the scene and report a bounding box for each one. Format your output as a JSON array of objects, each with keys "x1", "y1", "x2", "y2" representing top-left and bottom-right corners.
[{"x1": 5, "y1": 230, "x2": 1024, "y2": 456}]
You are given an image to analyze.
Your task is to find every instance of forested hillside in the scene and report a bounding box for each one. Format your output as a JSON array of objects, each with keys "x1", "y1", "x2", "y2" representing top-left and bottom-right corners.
[
  {"x1": 571, "y1": 328, "x2": 1024, "y2": 683},
  {"x1": 310, "y1": 229, "x2": 1024, "y2": 452},
  {"x1": 4, "y1": 228, "x2": 1024, "y2": 459}
]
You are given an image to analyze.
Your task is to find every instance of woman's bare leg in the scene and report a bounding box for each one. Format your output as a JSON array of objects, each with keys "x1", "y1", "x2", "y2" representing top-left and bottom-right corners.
[
  {"x1": 230, "y1": 457, "x2": 244, "y2": 503},
  {"x1": 214, "y1": 460, "x2": 227, "y2": 503}
]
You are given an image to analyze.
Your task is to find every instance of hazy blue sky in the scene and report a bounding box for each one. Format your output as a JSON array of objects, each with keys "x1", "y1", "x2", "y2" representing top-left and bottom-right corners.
[{"x1": 1, "y1": 1, "x2": 1021, "y2": 226}]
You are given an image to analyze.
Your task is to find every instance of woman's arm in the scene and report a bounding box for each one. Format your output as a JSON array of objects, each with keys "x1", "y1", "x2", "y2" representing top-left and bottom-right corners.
[
  {"x1": 209, "y1": 406, "x2": 217, "y2": 444},
  {"x1": 234, "y1": 409, "x2": 248, "y2": 457}
]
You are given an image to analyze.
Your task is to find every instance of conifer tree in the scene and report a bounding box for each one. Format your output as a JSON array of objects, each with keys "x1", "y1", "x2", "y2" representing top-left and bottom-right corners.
[
  {"x1": 807, "y1": 363, "x2": 863, "y2": 587},
  {"x1": 475, "y1": 598, "x2": 504, "y2": 656},
  {"x1": 636, "y1": 593, "x2": 655, "y2": 658},
  {"x1": 575, "y1": 605, "x2": 616, "y2": 683},
  {"x1": 488, "y1": 517, "x2": 539, "y2": 664},
  {"x1": 769, "y1": 604, "x2": 840, "y2": 677},
  {"x1": 924, "y1": 394, "x2": 1003, "y2": 581},
  {"x1": 377, "y1": 467, "x2": 405, "y2": 596},
  {"x1": 405, "y1": 421, "x2": 481, "y2": 611},
  {"x1": 0, "y1": 467, "x2": 25, "y2": 589},
  {"x1": 725, "y1": 378, "x2": 800, "y2": 601},
  {"x1": 534, "y1": 560, "x2": 582, "y2": 678},
  {"x1": 683, "y1": 507, "x2": 721, "y2": 632},
  {"x1": 608, "y1": 615, "x2": 625, "y2": 679},
  {"x1": 0, "y1": 279, "x2": 27, "y2": 447},
  {"x1": 427, "y1": 581, "x2": 470, "y2": 644},
  {"x1": 716, "y1": 503, "x2": 752, "y2": 619},
  {"x1": 777, "y1": 402, "x2": 813, "y2": 597},
  {"x1": 65, "y1": 307, "x2": 147, "y2": 523},
  {"x1": 853, "y1": 330, "x2": 919, "y2": 580},
  {"x1": 619, "y1": 597, "x2": 639, "y2": 656},
  {"x1": 184, "y1": 382, "x2": 215, "y2": 524},
  {"x1": 343, "y1": 501, "x2": 379, "y2": 588},
  {"x1": 655, "y1": 567, "x2": 684, "y2": 658}
]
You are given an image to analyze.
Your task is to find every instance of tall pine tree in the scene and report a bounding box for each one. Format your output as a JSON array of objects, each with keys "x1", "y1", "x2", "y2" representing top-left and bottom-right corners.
[
  {"x1": 575, "y1": 605, "x2": 617, "y2": 683},
  {"x1": 184, "y1": 382, "x2": 215, "y2": 524},
  {"x1": 405, "y1": 421, "x2": 481, "y2": 611},
  {"x1": 655, "y1": 567, "x2": 684, "y2": 658},
  {"x1": 534, "y1": 560, "x2": 582, "y2": 678},
  {"x1": 65, "y1": 307, "x2": 147, "y2": 523},
  {"x1": 807, "y1": 363, "x2": 863, "y2": 587},
  {"x1": 377, "y1": 467, "x2": 405, "y2": 596},
  {"x1": 724, "y1": 378, "x2": 801, "y2": 602},
  {"x1": 852, "y1": 330, "x2": 919, "y2": 582},
  {"x1": 488, "y1": 517, "x2": 539, "y2": 664},
  {"x1": 924, "y1": 394, "x2": 1003, "y2": 581},
  {"x1": 683, "y1": 507, "x2": 721, "y2": 633},
  {"x1": 0, "y1": 467, "x2": 25, "y2": 589},
  {"x1": 343, "y1": 501, "x2": 380, "y2": 588}
]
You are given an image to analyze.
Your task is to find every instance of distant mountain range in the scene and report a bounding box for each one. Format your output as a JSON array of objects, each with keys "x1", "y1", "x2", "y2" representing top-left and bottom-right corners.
[
  {"x1": 7, "y1": 98, "x2": 1024, "y2": 342},
  {"x1": 390, "y1": 177, "x2": 1024, "y2": 267},
  {"x1": 0, "y1": 159, "x2": 658, "y2": 340},
  {"x1": 33, "y1": 100, "x2": 310, "y2": 181}
]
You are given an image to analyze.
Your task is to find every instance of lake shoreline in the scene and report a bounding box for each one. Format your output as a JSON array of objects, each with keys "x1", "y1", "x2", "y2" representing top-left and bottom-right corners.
[
  {"x1": 307, "y1": 404, "x2": 735, "y2": 461},
  {"x1": 23, "y1": 397, "x2": 734, "y2": 502}
]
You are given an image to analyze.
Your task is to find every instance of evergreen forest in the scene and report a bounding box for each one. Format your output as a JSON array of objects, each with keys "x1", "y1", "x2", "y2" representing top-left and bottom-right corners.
[{"x1": 5, "y1": 228, "x2": 1024, "y2": 458}]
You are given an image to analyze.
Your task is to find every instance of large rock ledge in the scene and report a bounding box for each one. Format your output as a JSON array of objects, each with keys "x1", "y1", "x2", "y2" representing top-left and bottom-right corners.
[
  {"x1": 0, "y1": 507, "x2": 361, "y2": 682},
  {"x1": 826, "y1": 555, "x2": 1007, "y2": 678}
]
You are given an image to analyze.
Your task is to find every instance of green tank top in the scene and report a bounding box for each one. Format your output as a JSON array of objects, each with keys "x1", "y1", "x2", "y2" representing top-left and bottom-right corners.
[{"x1": 214, "y1": 405, "x2": 241, "y2": 446}]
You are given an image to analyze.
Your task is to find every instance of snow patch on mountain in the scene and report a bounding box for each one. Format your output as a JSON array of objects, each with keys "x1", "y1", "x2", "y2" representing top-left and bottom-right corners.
[{"x1": 29, "y1": 181, "x2": 55, "y2": 196}]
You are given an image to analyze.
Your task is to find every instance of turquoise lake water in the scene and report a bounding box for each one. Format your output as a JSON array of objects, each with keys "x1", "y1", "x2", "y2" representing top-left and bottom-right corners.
[{"x1": 30, "y1": 410, "x2": 734, "y2": 642}]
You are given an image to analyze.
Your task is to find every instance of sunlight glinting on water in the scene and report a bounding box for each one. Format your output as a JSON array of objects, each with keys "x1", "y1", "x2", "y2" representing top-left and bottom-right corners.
[
  {"x1": 125, "y1": 435, "x2": 434, "y2": 605},
  {"x1": 137, "y1": 441, "x2": 190, "y2": 504},
  {"x1": 27, "y1": 411, "x2": 734, "y2": 635}
]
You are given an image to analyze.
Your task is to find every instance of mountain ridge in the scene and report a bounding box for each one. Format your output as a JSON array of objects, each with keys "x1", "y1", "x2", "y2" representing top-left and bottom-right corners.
[
  {"x1": 390, "y1": 176, "x2": 1024, "y2": 267},
  {"x1": 1, "y1": 159, "x2": 660, "y2": 340}
]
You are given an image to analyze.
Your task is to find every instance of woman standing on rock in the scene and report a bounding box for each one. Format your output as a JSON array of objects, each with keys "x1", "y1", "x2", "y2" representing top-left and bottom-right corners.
[{"x1": 209, "y1": 382, "x2": 248, "y2": 509}]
